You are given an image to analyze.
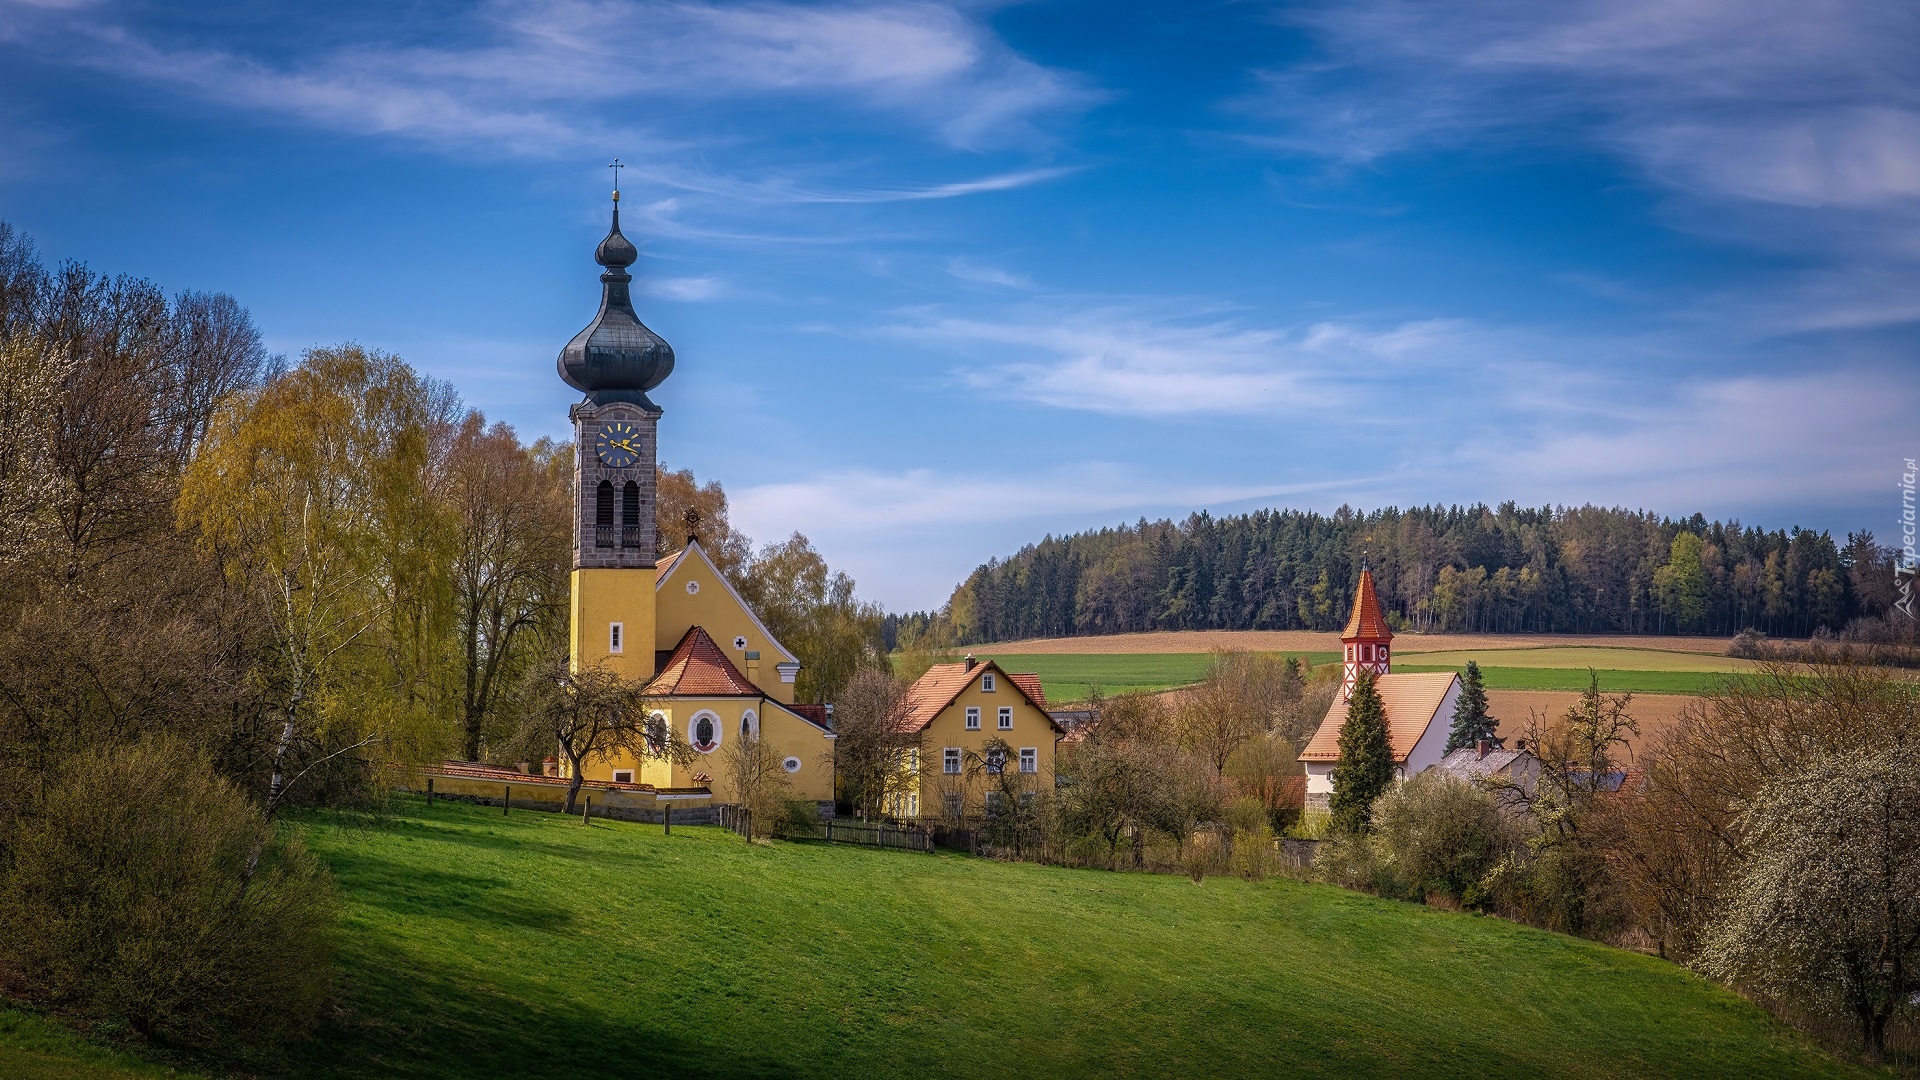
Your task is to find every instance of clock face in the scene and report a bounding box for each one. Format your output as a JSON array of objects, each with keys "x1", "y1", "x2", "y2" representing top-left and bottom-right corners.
[{"x1": 594, "y1": 421, "x2": 641, "y2": 468}]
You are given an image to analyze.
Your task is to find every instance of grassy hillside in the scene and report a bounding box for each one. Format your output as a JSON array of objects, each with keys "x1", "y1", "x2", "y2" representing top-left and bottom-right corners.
[
  {"x1": 6, "y1": 797, "x2": 1863, "y2": 1078},
  {"x1": 980, "y1": 649, "x2": 1736, "y2": 702}
]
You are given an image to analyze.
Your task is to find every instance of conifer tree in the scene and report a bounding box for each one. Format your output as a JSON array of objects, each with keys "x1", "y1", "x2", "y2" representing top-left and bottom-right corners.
[
  {"x1": 1329, "y1": 669, "x2": 1393, "y2": 835},
  {"x1": 1445, "y1": 660, "x2": 1495, "y2": 752}
]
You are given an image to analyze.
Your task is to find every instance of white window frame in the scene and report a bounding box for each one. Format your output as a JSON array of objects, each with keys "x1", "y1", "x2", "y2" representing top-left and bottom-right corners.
[
  {"x1": 965, "y1": 706, "x2": 980, "y2": 730},
  {"x1": 981, "y1": 672, "x2": 995, "y2": 691},
  {"x1": 1019, "y1": 747, "x2": 1037, "y2": 774},
  {"x1": 943, "y1": 792, "x2": 963, "y2": 818},
  {"x1": 985, "y1": 748, "x2": 1006, "y2": 775},
  {"x1": 943, "y1": 747, "x2": 961, "y2": 775},
  {"x1": 689, "y1": 709, "x2": 722, "y2": 753},
  {"x1": 998, "y1": 706, "x2": 1013, "y2": 730},
  {"x1": 612, "y1": 769, "x2": 633, "y2": 784},
  {"x1": 739, "y1": 709, "x2": 758, "y2": 739},
  {"x1": 609, "y1": 621, "x2": 624, "y2": 654}
]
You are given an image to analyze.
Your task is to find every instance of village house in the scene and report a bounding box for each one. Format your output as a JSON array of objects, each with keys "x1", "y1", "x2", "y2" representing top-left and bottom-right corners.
[
  {"x1": 890, "y1": 656, "x2": 1064, "y2": 821},
  {"x1": 1299, "y1": 566, "x2": 1464, "y2": 807}
]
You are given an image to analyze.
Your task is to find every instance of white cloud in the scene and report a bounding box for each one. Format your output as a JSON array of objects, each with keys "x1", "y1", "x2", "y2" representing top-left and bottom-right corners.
[
  {"x1": 945, "y1": 259, "x2": 1031, "y2": 289},
  {"x1": 643, "y1": 275, "x2": 725, "y2": 301},
  {"x1": 9, "y1": 0, "x2": 1093, "y2": 157},
  {"x1": 883, "y1": 305, "x2": 1497, "y2": 416}
]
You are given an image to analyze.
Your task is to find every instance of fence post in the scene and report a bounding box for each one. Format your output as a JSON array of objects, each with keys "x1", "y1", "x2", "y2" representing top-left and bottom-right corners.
[
  {"x1": 583, "y1": 795, "x2": 591, "y2": 825},
  {"x1": 504, "y1": 785, "x2": 511, "y2": 815},
  {"x1": 664, "y1": 804, "x2": 672, "y2": 835},
  {"x1": 426, "y1": 776, "x2": 434, "y2": 807}
]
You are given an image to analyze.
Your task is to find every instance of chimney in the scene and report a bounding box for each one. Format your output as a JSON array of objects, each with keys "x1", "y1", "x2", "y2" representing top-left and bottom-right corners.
[
  {"x1": 1476, "y1": 739, "x2": 1490, "y2": 760},
  {"x1": 964, "y1": 654, "x2": 977, "y2": 672}
]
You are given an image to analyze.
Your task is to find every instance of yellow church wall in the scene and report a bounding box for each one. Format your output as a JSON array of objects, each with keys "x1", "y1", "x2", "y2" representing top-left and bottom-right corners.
[
  {"x1": 653, "y1": 545, "x2": 801, "y2": 705},
  {"x1": 907, "y1": 676, "x2": 1058, "y2": 820},
  {"x1": 582, "y1": 696, "x2": 835, "y2": 804},
  {"x1": 570, "y1": 567, "x2": 657, "y2": 683}
]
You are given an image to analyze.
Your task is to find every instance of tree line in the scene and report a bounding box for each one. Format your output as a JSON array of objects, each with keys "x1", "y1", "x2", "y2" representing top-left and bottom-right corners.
[
  {"x1": 891, "y1": 503, "x2": 1907, "y2": 647},
  {"x1": 0, "y1": 220, "x2": 883, "y2": 1060}
]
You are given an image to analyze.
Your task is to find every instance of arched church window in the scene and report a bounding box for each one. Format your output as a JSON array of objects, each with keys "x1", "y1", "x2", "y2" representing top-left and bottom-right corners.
[
  {"x1": 740, "y1": 710, "x2": 758, "y2": 739},
  {"x1": 691, "y1": 711, "x2": 719, "y2": 753},
  {"x1": 595, "y1": 480, "x2": 614, "y2": 548},
  {"x1": 645, "y1": 712, "x2": 667, "y2": 753},
  {"x1": 621, "y1": 481, "x2": 641, "y2": 549}
]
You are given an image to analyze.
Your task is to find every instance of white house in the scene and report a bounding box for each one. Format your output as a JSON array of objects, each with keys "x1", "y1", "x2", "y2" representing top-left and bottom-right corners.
[{"x1": 1299, "y1": 566, "x2": 1462, "y2": 807}]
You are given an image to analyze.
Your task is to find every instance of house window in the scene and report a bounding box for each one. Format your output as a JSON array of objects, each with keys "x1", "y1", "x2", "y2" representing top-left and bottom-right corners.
[
  {"x1": 612, "y1": 770, "x2": 633, "y2": 784},
  {"x1": 943, "y1": 793, "x2": 963, "y2": 818},
  {"x1": 985, "y1": 790, "x2": 1005, "y2": 811},
  {"x1": 965, "y1": 707, "x2": 980, "y2": 730},
  {"x1": 1019, "y1": 792, "x2": 1036, "y2": 808},
  {"x1": 740, "y1": 710, "x2": 757, "y2": 738},
  {"x1": 782, "y1": 756, "x2": 802, "y2": 774},
  {"x1": 906, "y1": 749, "x2": 920, "y2": 774},
  {"x1": 1019, "y1": 747, "x2": 1037, "y2": 774},
  {"x1": 609, "y1": 622, "x2": 623, "y2": 654},
  {"x1": 943, "y1": 748, "x2": 961, "y2": 774},
  {"x1": 982, "y1": 673, "x2": 995, "y2": 692},
  {"x1": 985, "y1": 748, "x2": 1005, "y2": 775},
  {"x1": 998, "y1": 706, "x2": 1013, "y2": 730},
  {"x1": 908, "y1": 794, "x2": 919, "y2": 818},
  {"x1": 645, "y1": 712, "x2": 667, "y2": 752}
]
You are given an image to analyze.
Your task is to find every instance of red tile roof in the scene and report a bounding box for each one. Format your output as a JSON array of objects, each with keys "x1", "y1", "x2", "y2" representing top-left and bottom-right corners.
[
  {"x1": 655, "y1": 548, "x2": 686, "y2": 581},
  {"x1": 898, "y1": 661, "x2": 1060, "y2": 734},
  {"x1": 646, "y1": 626, "x2": 762, "y2": 697},
  {"x1": 1298, "y1": 671, "x2": 1457, "y2": 763},
  {"x1": 1342, "y1": 567, "x2": 1394, "y2": 642}
]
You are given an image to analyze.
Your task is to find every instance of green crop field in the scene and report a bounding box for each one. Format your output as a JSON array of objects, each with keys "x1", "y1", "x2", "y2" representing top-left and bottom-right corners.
[
  {"x1": 978, "y1": 650, "x2": 1732, "y2": 702},
  {"x1": 3, "y1": 796, "x2": 1865, "y2": 1078}
]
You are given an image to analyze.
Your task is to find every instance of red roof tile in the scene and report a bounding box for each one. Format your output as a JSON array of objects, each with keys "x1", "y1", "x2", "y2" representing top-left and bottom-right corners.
[
  {"x1": 655, "y1": 548, "x2": 686, "y2": 581},
  {"x1": 1342, "y1": 568, "x2": 1394, "y2": 642},
  {"x1": 898, "y1": 661, "x2": 1060, "y2": 734},
  {"x1": 1298, "y1": 671, "x2": 1457, "y2": 763},
  {"x1": 646, "y1": 626, "x2": 762, "y2": 697}
]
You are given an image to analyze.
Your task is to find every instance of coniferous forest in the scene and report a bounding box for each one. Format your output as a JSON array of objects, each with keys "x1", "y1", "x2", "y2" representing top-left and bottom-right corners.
[{"x1": 904, "y1": 505, "x2": 1903, "y2": 646}]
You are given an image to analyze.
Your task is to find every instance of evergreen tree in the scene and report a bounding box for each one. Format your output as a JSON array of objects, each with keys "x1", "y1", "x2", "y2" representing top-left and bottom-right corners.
[
  {"x1": 1445, "y1": 660, "x2": 1495, "y2": 752},
  {"x1": 1329, "y1": 670, "x2": 1393, "y2": 835}
]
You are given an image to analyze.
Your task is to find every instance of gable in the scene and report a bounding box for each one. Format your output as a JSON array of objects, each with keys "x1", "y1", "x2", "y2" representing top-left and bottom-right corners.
[
  {"x1": 1298, "y1": 672, "x2": 1459, "y2": 763},
  {"x1": 652, "y1": 540, "x2": 798, "y2": 667},
  {"x1": 900, "y1": 661, "x2": 1061, "y2": 735}
]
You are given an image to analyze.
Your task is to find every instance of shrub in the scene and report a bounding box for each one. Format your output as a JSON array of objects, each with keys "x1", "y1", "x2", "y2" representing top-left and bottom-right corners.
[
  {"x1": 1370, "y1": 772, "x2": 1512, "y2": 907},
  {"x1": 0, "y1": 739, "x2": 337, "y2": 1056}
]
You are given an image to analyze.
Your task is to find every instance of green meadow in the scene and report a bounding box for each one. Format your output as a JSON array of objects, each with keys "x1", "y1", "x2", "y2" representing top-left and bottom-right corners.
[
  {"x1": 2, "y1": 796, "x2": 1866, "y2": 1078},
  {"x1": 980, "y1": 649, "x2": 1734, "y2": 702}
]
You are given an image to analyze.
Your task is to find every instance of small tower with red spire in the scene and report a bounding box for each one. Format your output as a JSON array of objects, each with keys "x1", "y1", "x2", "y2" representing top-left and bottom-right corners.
[{"x1": 1340, "y1": 563, "x2": 1393, "y2": 700}]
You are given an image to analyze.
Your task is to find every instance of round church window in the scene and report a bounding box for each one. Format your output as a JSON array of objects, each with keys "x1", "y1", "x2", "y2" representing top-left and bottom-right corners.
[{"x1": 782, "y1": 756, "x2": 802, "y2": 774}]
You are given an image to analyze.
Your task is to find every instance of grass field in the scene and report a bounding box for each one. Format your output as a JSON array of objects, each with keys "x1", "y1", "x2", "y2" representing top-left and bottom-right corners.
[
  {"x1": 0, "y1": 1010, "x2": 197, "y2": 1079},
  {"x1": 980, "y1": 650, "x2": 1738, "y2": 703},
  {"x1": 6, "y1": 796, "x2": 1864, "y2": 1079}
]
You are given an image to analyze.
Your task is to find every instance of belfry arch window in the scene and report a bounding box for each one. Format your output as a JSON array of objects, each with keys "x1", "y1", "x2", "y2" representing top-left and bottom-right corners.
[
  {"x1": 595, "y1": 480, "x2": 615, "y2": 548},
  {"x1": 621, "y1": 481, "x2": 641, "y2": 549}
]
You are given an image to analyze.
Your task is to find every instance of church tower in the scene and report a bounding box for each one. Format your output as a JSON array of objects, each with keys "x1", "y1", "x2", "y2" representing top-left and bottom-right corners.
[
  {"x1": 559, "y1": 185, "x2": 675, "y2": 681},
  {"x1": 1340, "y1": 563, "x2": 1392, "y2": 700}
]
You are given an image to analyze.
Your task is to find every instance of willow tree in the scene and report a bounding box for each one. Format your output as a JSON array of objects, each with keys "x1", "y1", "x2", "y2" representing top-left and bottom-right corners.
[{"x1": 179, "y1": 345, "x2": 454, "y2": 819}]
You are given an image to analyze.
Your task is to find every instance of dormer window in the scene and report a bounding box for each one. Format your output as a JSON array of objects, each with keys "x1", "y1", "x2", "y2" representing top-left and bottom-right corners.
[{"x1": 982, "y1": 673, "x2": 996, "y2": 692}]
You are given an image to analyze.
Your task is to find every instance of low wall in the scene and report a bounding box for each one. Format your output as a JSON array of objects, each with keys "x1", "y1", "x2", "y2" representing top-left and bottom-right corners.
[{"x1": 410, "y1": 772, "x2": 716, "y2": 826}]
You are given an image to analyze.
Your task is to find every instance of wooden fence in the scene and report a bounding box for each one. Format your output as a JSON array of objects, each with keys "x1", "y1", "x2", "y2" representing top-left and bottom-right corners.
[{"x1": 776, "y1": 817, "x2": 934, "y2": 853}]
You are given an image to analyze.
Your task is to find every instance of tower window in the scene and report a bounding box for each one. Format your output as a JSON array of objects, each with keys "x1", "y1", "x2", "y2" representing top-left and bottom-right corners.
[
  {"x1": 609, "y1": 622, "x2": 623, "y2": 654},
  {"x1": 595, "y1": 480, "x2": 615, "y2": 548},
  {"x1": 621, "y1": 481, "x2": 641, "y2": 549}
]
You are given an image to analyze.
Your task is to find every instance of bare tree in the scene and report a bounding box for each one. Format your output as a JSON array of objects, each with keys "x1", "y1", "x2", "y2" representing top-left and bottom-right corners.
[
  {"x1": 723, "y1": 730, "x2": 793, "y2": 841},
  {"x1": 447, "y1": 414, "x2": 570, "y2": 760},
  {"x1": 513, "y1": 658, "x2": 688, "y2": 814},
  {"x1": 831, "y1": 667, "x2": 920, "y2": 821}
]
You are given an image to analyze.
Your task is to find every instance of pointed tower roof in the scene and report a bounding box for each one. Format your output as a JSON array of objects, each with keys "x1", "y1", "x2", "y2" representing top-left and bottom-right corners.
[
  {"x1": 1342, "y1": 565, "x2": 1393, "y2": 642},
  {"x1": 556, "y1": 190, "x2": 675, "y2": 409}
]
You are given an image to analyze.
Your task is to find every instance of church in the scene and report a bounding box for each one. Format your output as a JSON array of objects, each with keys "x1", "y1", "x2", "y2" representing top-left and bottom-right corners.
[
  {"x1": 556, "y1": 186, "x2": 837, "y2": 807},
  {"x1": 1298, "y1": 566, "x2": 1463, "y2": 806}
]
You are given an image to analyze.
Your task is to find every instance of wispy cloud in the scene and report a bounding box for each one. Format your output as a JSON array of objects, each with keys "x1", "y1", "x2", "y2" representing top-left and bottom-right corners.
[
  {"x1": 643, "y1": 275, "x2": 726, "y2": 301},
  {"x1": 6, "y1": 0, "x2": 1095, "y2": 158},
  {"x1": 882, "y1": 303, "x2": 1496, "y2": 416}
]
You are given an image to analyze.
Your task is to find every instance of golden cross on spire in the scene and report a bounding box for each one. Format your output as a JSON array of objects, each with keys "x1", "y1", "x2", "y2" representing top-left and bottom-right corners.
[{"x1": 608, "y1": 158, "x2": 624, "y2": 202}]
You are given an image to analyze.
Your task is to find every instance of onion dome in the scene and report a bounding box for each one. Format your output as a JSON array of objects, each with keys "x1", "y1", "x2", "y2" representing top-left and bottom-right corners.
[{"x1": 557, "y1": 194, "x2": 674, "y2": 408}]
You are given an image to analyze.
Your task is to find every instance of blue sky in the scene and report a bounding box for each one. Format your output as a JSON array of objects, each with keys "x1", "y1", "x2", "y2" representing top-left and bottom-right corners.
[{"x1": 2, "y1": 0, "x2": 1915, "y2": 609}]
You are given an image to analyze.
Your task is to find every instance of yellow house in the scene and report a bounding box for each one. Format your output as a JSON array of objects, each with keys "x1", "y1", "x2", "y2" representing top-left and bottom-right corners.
[
  {"x1": 892, "y1": 657, "x2": 1062, "y2": 821},
  {"x1": 552, "y1": 189, "x2": 834, "y2": 807}
]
